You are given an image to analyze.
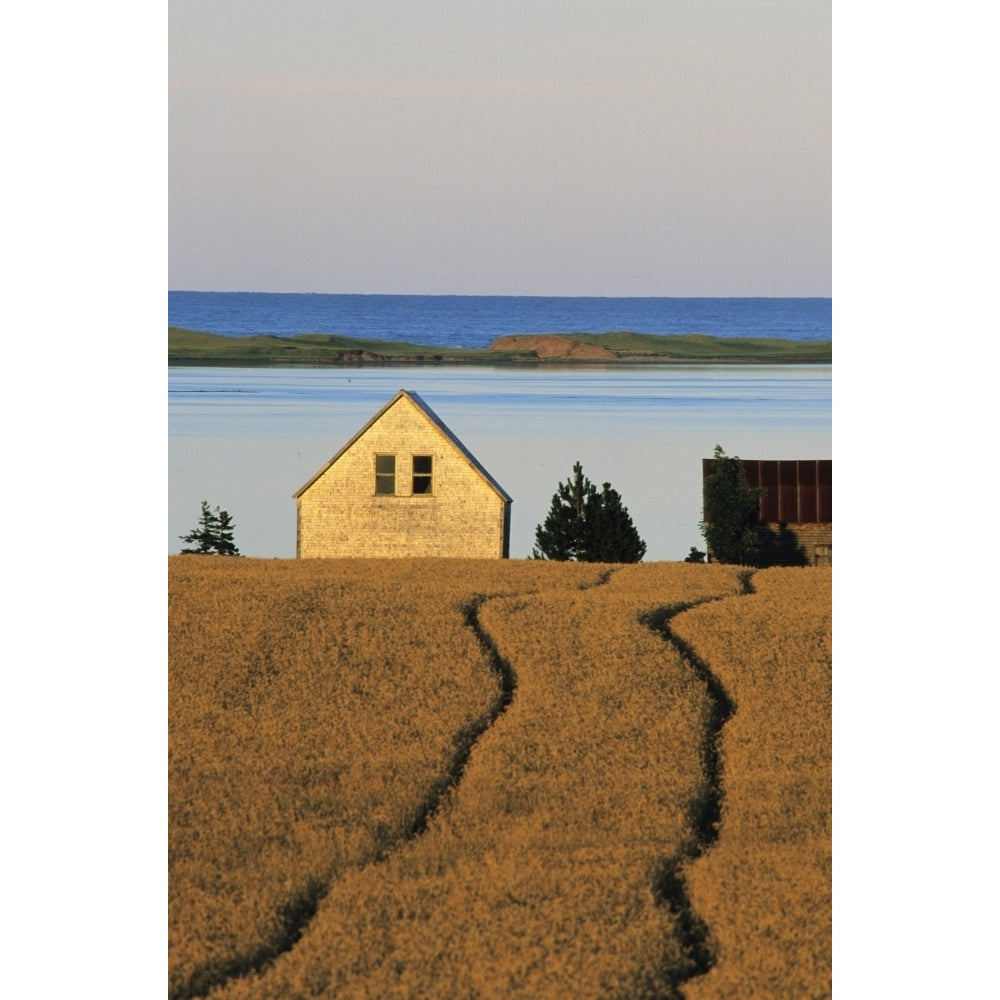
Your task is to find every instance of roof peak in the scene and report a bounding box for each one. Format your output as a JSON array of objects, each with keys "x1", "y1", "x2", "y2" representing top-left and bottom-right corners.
[{"x1": 293, "y1": 389, "x2": 512, "y2": 503}]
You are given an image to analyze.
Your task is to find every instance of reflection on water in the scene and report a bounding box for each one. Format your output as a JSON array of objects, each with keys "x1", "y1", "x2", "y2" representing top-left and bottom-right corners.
[{"x1": 169, "y1": 365, "x2": 831, "y2": 561}]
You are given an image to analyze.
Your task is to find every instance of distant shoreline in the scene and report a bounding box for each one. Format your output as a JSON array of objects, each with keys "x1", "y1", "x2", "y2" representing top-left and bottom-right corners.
[{"x1": 168, "y1": 328, "x2": 832, "y2": 367}]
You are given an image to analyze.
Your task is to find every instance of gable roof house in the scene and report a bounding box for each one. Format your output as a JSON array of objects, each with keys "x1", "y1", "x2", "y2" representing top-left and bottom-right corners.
[{"x1": 293, "y1": 390, "x2": 512, "y2": 559}]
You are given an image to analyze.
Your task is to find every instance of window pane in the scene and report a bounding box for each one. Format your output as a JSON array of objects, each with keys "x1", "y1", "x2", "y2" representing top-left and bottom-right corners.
[
  {"x1": 375, "y1": 454, "x2": 395, "y2": 494},
  {"x1": 412, "y1": 455, "x2": 432, "y2": 494}
]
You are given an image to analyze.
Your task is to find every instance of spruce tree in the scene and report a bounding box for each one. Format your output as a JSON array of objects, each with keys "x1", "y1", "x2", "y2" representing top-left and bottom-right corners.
[
  {"x1": 533, "y1": 462, "x2": 646, "y2": 563},
  {"x1": 585, "y1": 482, "x2": 647, "y2": 562},
  {"x1": 180, "y1": 500, "x2": 218, "y2": 554},
  {"x1": 212, "y1": 507, "x2": 240, "y2": 556},
  {"x1": 180, "y1": 501, "x2": 241, "y2": 556}
]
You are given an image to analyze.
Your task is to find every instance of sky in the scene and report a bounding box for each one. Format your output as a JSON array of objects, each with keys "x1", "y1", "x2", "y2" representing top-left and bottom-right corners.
[{"x1": 169, "y1": 1, "x2": 830, "y2": 296}]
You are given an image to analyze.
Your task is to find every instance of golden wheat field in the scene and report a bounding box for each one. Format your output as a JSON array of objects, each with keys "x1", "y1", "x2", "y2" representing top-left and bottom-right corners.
[{"x1": 169, "y1": 556, "x2": 831, "y2": 1000}]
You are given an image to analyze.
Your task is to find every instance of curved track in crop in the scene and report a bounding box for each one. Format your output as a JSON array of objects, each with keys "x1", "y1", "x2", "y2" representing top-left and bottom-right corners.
[
  {"x1": 636, "y1": 572, "x2": 753, "y2": 995},
  {"x1": 173, "y1": 566, "x2": 750, "y2": 1000},
  {"x1": 173, "y1": 574, "x2": 576, "y2": 1000}
]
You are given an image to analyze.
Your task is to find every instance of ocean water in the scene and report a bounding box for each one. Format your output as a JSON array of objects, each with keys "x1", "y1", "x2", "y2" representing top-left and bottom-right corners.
[
  {"x1": 168, "y1": 292, "x2": 832, "y2": 349},
  {"x1": 169, "y1": 364, "x2": 832, "y2": 561}
]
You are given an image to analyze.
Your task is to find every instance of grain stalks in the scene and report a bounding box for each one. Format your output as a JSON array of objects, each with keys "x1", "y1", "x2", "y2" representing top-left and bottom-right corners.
[{"x1": 170, "y1": 560, "x2": 830, "y2": 999}]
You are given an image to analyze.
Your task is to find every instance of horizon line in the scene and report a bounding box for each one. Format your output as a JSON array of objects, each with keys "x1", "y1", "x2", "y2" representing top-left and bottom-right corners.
[{"x1": 169, "y1": 289, "x2": 833, "y2": 300}]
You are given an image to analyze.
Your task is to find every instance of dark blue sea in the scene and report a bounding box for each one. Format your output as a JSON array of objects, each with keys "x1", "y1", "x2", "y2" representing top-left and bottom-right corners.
[{"x1": 168, "y1": 292, "x2": 831, "y2": 350}]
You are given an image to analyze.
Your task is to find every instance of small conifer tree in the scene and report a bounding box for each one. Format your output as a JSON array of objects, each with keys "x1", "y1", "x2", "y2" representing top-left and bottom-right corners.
[
  {"x1": 533, "y1": 462, "x2": 646, "y2": 562},
  {"x1": 212, "y1": 507, "x2": 240, "y2": 556},
  {"x1": 180, "y1": 501, "x2": 241, "y2": 556}
]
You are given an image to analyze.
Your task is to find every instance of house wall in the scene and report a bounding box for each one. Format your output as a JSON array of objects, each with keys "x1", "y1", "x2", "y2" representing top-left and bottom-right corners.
[{"x1": 297, "y1": 398, "x2": 510, "y2": 558}]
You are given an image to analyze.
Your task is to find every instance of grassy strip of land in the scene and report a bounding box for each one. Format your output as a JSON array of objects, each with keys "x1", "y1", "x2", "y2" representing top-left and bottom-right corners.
[
  {"x1": 168, "y1": 326, "x2": 831, "y2": 366},
  {"x1": 566, "y1": 330, "x2": 831, "y2": 362}
]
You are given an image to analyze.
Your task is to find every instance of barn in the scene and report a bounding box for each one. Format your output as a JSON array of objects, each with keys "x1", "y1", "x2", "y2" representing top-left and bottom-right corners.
[
  {"x1": 294, "y1": 390, "x2": 512, "y2": 559},
  {"x1": 703, "y1": 457, "x2": 832, "y2": 566}
]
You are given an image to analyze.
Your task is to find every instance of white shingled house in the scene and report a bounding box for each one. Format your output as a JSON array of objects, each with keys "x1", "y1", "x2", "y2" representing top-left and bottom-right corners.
[{"x1": 293, "y1": 390, "x2": 511, "y2": 558}]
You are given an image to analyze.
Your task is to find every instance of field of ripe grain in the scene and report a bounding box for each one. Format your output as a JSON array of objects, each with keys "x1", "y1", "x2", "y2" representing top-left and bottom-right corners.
[
  {"x1": 671, "y1": 567, "x2": 832, "y2": 1000},
  {"x1": 169, "y1": 557, "x2": 831, "y2": 1000}
]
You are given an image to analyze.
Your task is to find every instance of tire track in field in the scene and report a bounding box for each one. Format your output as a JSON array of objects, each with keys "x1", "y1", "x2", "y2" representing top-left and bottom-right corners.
[
  {"x1": 173, "y1": 570, "x2": 616, "y2": 1000},
  {"x1": 638, "y1": 569, "x2": 754, "y2": 996},
  {"x1": 171, "y1": 584, "x2": 343, "y2": 1000},
  {"x1": 402, "y1": 593, "x2": 518, "y2": 840},
  {"x1": 452, "y1": 565, "x2": 745, "y2": 997},
  {"x1": 409, "y1": 565, "x2": 618, "y2": 838},
  {"x1": 172, "y1": 596, "x2": 515, "y2": 1000}
]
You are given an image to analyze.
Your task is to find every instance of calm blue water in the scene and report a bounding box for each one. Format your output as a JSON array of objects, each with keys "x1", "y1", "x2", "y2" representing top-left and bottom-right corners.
[{"x1": 168, "y1": 292, "x2": 831, "y2": 349}]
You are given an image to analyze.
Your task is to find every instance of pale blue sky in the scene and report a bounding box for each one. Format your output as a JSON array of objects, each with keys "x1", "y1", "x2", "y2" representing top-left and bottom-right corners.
[{"x1": 169, "y1": 1, "x2": 830, "y2": 295}]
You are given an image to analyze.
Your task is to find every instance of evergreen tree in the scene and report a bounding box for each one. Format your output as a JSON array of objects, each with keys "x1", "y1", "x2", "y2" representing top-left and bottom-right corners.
[
  {"x1": 532, "y1": 461, "x2": 593, "y2": 560},
  {"x1": 213, "y1": 507, "x2": 240, "y2": 556},
  {"x1": 533, "y1": 462, "x2": 646, "y2": 562},
  {"x1": 180, "y1": 501, "x2": 241, "y2": 556},
  {"x1": 180, "y1": 500, "x2": 217, "y2": 554},
  {"x1": 586, "y1": 482, "x2": 647, "y2": 562},
  {"x1": 699, "y1": 445, "x2": 764, "y2": 564}
]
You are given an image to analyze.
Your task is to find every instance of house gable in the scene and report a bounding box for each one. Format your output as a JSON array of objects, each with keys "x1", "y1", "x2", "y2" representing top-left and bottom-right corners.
[{"x1": 295, "y1": 390, "x2": 511, "y2": 558}]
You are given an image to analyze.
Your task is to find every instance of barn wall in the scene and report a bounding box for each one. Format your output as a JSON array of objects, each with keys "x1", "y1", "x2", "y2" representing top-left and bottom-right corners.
[
  {"x1": 756, "y1": 523, "x2": 833, "y2": 567},
  {"x1": 739, "y1": 459, "x2": 832, "y2": 524},
  {"x1": 702, "y1": 457, "x2": 832, "y2": 566},
  {"x1": 297, "y1": 398, "x2": 509, "y2": 558},
  {"x1": 793, "y1": 523, "x2": 833, "y2": 566}
]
